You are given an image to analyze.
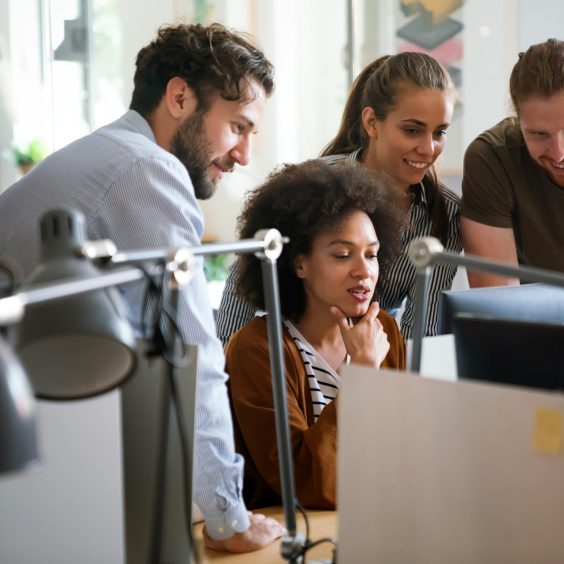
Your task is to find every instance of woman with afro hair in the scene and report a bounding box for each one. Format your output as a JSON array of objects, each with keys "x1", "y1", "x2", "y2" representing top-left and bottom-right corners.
[{"x1": 225, "y1": 159, "x2": 407, "y2": 510}]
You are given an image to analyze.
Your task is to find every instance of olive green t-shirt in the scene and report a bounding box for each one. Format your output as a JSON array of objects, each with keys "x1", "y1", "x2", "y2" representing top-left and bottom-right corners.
[{"x1": 461, "y1": 117, "x2": 564, "y2": 272}]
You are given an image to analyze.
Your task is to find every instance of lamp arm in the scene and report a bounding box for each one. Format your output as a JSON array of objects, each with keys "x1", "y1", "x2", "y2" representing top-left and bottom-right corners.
[
  {"x1": 0, "y1": 267, "x2": 146, "y2": 326},
  {"x1": 1, "y1": 227, "x2": 298, "y2": 562},
  {"x1": 409, "y1": 268, "x2": 432, "y2": 373},
  {"x1": 408, "y1": 236, "x2": 564, "y2": 372},
  {"x1": 260, "y1": 258, "x2": 305, "y2": 561},
  {"x1": 438, "y1": 251, "x2": 564, "y2": 287},
  {"x1": 409, "y1": 236, "x2": 564, "y2": 288},
  {"x1": 82, "y1": 233, "x2": 289, "y2": 267},
  {"x1": 253, "y1": 229, "x2": 305, "y2": 561},
  {"x1": 0, "y1": 233, "x2": 287, "y2": 327},
  {"x1": 0, "y1": 232, "x2": 287, "y2": 326}
]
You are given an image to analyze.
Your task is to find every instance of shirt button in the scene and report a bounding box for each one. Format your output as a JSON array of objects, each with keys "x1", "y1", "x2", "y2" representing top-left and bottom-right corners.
[
  {"x1": 231, "y1": 519, "x2": 238, "y2": 527},
  {"x1": 218, "y1": 527, "x2": 224, "y2": 534}
]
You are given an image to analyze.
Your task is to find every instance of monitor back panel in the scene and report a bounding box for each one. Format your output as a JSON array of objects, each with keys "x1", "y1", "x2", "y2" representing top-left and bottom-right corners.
[
  {"x1": 437, "y1": 283, "x2": 564, "y2": 334},
  {"x1": 453, "y1": 315, "x2": 564, "y2": 390},
  {"x1": 337, "y1": 367, "x2": 564, "y2": 564}
]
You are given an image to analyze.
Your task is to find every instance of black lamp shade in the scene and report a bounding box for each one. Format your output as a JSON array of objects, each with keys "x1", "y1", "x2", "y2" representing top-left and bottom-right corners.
[
  {"x1": 11, "y1": 209, "x2": 137, "y2": 400},
  {"x1": 0, "y1": 337, "x2": 39, "y2": 473}
]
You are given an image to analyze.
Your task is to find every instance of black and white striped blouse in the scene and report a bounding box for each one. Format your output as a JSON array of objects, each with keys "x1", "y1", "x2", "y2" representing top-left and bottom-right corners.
[
  {"x1": 284, "y1": 320, "x2": 340, "y2": 420},
  {"x1": 217, "y1": 149, "x2": 462, "y2": 342}
]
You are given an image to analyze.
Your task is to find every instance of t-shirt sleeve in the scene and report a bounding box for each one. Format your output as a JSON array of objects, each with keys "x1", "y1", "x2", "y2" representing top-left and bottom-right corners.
[{"x1": 461, "y1": 137, "x2": 515, "y2": 228}]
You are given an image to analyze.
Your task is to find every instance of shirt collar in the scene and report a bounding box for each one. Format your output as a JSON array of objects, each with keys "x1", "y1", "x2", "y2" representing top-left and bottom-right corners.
[
  {"x1": 349, "y1": 147, "x2": 363, "y2": 163},
  {"x1": 119, "y1": 110, "x2": 157, "y2": 143},
  {"x1": 410, "y1": 182, "x2": 426, "y2": 206}
]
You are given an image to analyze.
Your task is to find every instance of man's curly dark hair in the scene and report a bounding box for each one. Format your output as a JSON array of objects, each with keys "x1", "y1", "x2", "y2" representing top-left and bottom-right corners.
[
  {"x1": 234, "y1": 159, "x2": 408, "y2": 322},
  {"x1": 130, "y1": 23, "x2": 274, "y2": 117}
]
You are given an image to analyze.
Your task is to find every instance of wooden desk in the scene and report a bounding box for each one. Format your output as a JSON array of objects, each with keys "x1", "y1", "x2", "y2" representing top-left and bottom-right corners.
[{"x1": 194, "y1": 507, "x2": 336, "y2": 563}]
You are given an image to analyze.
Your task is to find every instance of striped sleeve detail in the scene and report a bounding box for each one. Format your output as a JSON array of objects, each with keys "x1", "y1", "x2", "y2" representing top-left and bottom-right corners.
[
  {"x1": 284, "y1": 321, "x2": 341, "y2": 421},
  {"x1": 380, "y1": 184, "x2": 462, "y2": 338},
  {"x1": 216, "y1": 261, "x2": 258, "y2": 346}
]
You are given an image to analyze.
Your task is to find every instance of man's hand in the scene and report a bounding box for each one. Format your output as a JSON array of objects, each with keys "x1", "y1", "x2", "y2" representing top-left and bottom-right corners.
[{"x1": 203, "y1": 511, "x2": 285, "y2": 553}]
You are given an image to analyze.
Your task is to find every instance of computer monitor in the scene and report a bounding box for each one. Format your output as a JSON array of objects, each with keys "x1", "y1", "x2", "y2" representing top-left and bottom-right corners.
[
  {"x1": 337, "y1": 366, "x2": 564, "y2": 564},
  {"x1": 452, "y1": 314, "x2": 564, "y2": 390},
  {"x1": 437, "y1": 283, "x2": 564, "y2": 335}
]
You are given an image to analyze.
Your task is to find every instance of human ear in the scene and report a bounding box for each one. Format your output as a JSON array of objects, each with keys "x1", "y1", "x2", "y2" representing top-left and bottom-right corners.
[
  {"x1": 164, "y1": 76, "x2": 198, "y2": 120},
  {"x1": 294, "y1": 255, "x2": 307, "y2": 279},
  {"x1": 361, "y1": 106, "x2": 378, "y2": 139}
]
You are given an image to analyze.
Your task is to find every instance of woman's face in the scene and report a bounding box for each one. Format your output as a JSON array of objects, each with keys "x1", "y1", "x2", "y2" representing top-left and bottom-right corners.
[
  {"x1": 361, "y1": 84, "x2": 454, "y2": 190},
  {"x1": 295, "y1": 210, "x2": 380, "y2": 319}
]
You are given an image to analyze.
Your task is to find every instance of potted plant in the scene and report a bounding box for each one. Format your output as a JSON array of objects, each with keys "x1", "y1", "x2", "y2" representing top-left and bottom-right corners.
[{"x1": 12, "y1": 139, "x2": 47, "y2": 175}]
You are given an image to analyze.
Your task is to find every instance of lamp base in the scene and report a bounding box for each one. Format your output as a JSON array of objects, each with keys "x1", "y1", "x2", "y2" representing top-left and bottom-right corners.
[{"x1": 121, "y1": 341, "x2": 198, "y2": 564}]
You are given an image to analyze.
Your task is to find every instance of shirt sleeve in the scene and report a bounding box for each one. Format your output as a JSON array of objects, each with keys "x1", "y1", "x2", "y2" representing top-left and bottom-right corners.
[
  {"x1": 399, "y1": 192, "x2": 462, "y2": 338},
  {"x1": 424, "y1": 196, "x2": 462, "y2": 337},
  {"x1": 461, "y1": 137, "x2": 515, "y2": 228},
  {"x1": 92, "y1": 155, "x2": 249, "y2": 540},
  {"x1": 216, "y1": 260, "x2": 258, "y2": 347},
  {"x1": 226, "y1": 323, "x2": 338, "y2": 509}
]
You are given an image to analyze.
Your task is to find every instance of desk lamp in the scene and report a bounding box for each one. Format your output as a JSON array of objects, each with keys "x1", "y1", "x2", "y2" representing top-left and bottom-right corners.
[
  {"x1": 0, "y1": 208, "x2": 143, "y2": 473},
  {"x1": 0, "y1": 207, "x2": 307, "y2": 563},
  {"x1": 92, "y1": 227, "x2": 309, "y2": 563},
  {"x1": 0, "y1": 336, "x2": 39, "y2": 473},
  {"x1": 408, "y1": 237, "x2": 564, "y2": 372},
  {"x1": 10, "y1": 208, "x2": 138, "y2": 399}
]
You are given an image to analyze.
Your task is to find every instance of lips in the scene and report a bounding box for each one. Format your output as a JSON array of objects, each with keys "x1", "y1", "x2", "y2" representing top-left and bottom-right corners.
[
  {"x1": 209, "y1": 161, "x2": 232, "y2": 182},
  {"x1": 404, "y1": 159, "x2": 431, "y2": 170},
  {"x1": 212, "y1": 157, "x2": 235, "y2": 173},
  {"x1": 347, "y1": 285, "x2": 372, "y2": 302},
  {"x1": 540, "y1": 158, "x2": 564, "y2": 178},
  {"x1": 214, "y1": 163, "x2": 232, "y2": 174}
]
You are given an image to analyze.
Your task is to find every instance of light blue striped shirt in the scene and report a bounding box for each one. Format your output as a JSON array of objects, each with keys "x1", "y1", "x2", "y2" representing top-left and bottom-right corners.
[{"x1": 0, "y1": 110, "x2": 249, "y2": 539}]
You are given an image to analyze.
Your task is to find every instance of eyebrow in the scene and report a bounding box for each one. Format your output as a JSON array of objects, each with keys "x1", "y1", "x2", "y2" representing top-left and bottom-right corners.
[
  {"x1": 400, "y1": 118, "x2": 450, "y2": 128},
  {"x1": 328, "y1": 239, "x2": 380, "y2": 247},
  {"x1": 522, "y1": 126, "x2": 549, "y2": 133},
  {"x1": 236, "y1": 111, "x2": 257, "y2": 132}
]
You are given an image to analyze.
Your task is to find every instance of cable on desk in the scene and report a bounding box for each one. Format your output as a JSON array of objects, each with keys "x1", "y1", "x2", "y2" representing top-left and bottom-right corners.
[{"x1": 295, "y1": 499, "x2": 337, "y2": 562}]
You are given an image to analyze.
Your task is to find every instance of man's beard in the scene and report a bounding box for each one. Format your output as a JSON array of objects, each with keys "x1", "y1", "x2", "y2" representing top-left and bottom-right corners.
[{"x1": 170, "y1": 110, "x2": 217, "y2": 200}]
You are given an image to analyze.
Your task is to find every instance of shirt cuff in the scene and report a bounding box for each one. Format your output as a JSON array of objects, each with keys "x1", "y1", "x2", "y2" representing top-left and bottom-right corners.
[{"x1": 204, "y1": 501, "x2": 250, "y2": 540}]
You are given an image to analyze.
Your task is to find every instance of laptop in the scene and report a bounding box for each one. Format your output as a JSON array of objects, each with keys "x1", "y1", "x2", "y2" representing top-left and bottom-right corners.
[{"x1": 337, "y1": 367, "x2": 564, "y2": 564}]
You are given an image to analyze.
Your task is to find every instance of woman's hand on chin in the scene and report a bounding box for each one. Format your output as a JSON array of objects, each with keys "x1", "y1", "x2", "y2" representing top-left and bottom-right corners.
[{"x1": 331, "y1": 302, "x2": 390, "y2": 368}]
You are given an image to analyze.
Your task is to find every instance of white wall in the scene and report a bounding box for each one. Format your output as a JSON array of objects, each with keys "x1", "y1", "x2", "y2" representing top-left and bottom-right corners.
[
  {"x1": 201, "y1": 0, "x2": 350, "y2": 241},
  {"x1": 0, "y1": 0, "x2": 17, "y2": 190},
  {"x1": 117, "y1": 0, "x2": 175, "y2": 112},
  {"x1": 517, "y1": 0, "x2": 564, "y2": 49},
  {"x1": 460, "y1": 0, "x2": 517, "y2": 150}
]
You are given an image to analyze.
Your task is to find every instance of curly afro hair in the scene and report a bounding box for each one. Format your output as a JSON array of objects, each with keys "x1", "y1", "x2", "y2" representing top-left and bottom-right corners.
[{"x1": 234, "y1": 159, "x2": 408, "y2": 322}]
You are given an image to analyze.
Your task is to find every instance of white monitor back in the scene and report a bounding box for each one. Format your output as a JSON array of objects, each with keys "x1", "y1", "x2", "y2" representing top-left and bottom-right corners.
[{"x1": 337, "y1": 367, "x2": 564, "y2": 564}]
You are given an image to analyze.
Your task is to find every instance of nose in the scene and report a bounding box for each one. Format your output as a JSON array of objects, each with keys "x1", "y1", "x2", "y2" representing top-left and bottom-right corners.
[
  {"x1": 549, "y1": 131, "x2": 564, "y2": 162},
  {"x1": 351, "y1": 257, "x2": 373, "y2": 280},
  {"x1": 416, "y1": 133, "x2": 436, "y2": 158},
  {"x1": 230, "y1": 134, "x2": 251, "y2": 166}
]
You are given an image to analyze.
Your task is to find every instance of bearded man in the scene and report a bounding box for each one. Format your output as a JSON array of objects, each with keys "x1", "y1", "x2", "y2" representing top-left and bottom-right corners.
[{"x1": 0, "y1": 22, "x2": 283, "y2": 554}]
